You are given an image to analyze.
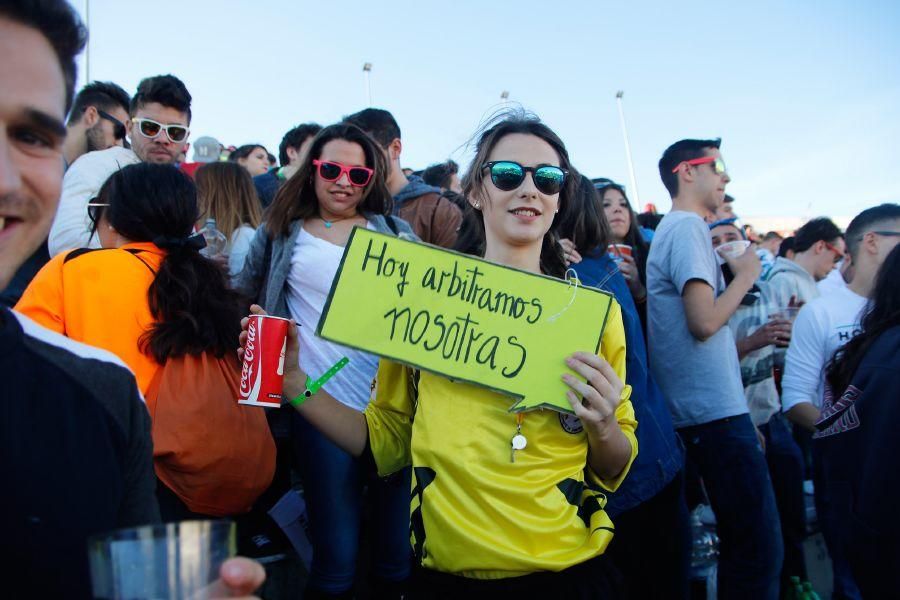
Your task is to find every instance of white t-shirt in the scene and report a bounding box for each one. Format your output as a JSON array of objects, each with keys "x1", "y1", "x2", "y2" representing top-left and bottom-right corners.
[
  {"x1": 816, "y1": 263, "x2": 847, "y2": 296},
  {"x1": 285, "y1": 226, "x2": 379, "y2": 412},
  {"x1": 49, "y1": 146, "x2": 140, "y2": 256},
  {"x1": 781, "y1": 284, "x2": 867, "y2": 412}
]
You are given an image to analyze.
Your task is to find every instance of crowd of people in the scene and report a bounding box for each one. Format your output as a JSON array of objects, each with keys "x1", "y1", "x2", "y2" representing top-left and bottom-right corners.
[{"x1": 2, "y1": 1, "x2": 899, "y2": 599}]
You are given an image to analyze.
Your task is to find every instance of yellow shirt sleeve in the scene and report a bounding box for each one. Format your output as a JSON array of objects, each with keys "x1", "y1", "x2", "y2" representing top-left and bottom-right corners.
[
  {"x1": 15, "y1": 253, "x2": 68, "y2": 334},
  {"x1": 364, "y1": 359, "x2": 416, "y2": 477},
  {"x1": 585, "y1": 299, "x2": 639, "y2": 492}
]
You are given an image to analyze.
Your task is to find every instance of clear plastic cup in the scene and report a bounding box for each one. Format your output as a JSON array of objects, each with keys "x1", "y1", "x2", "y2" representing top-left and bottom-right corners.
[
  {"x1": 88, "y1": 520, "x2": 235, "y2": 599},
  {"x1": 770, "y1": 306, "x2": 802, "y2": 322}
]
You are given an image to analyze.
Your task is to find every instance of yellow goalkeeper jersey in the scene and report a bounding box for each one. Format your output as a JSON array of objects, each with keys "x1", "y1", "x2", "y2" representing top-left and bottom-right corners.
[{"x1": 364, "y1": 298, "x2": 637, "y2": 579}]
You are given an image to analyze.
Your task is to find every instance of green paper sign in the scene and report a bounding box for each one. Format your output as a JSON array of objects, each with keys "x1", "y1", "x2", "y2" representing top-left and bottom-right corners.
[{"x1": 317, "y1": 228, "x2": 614, "y2": 414}]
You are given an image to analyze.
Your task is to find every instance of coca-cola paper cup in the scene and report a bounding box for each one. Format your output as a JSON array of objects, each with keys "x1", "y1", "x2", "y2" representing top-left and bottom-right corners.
[
  {"x1": 239, "y1": 315, "x2": 290, "y2": 408},
  {"x1": 607, "y1": 243, "x2": 632, "y2": 262}
]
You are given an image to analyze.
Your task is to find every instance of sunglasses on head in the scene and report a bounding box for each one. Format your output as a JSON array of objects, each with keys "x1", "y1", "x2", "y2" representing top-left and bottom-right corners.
[
  {"x1": 482, "y1": 161, "x2": 567, "y2": 195},
  {"x1": 131, "y1": 117, "x2": 190, "y2": 143},
  {"x1": 672, "y1": 156, "x2": 727, "y2": 175},
  {"x1": 312, "y1": 160, "x2": 374, "y2": 187},
  {"x1": 87, "y1": 200, "x2": 110, "y2": 228},
  {"x1": 592, "y1": 177, "x2": 624, "y2": 192},
  {"x1": 97, "y1": 110, "x2": 126, "y2": 141}
]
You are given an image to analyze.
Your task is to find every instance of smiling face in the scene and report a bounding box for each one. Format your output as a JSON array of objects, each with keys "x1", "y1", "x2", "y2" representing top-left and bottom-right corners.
[
  {"x1": 127, "y1": 101, "x2": 189, "y2": 164},
  {"x1": 601, "y1": 188, "x2": 631, "y2": 243},
  {"x1": 0, "y1": 17, "x2": 67, "y2": 291},
  {"x1": 313, "y1": 138, "x2": 369, "y2": 221},
  {"x1": 238, "y1": 146, "x2": 269, "y2": 177},
  {"x1": 474, "y1": 133, "x2": 561, "y2": 255}
]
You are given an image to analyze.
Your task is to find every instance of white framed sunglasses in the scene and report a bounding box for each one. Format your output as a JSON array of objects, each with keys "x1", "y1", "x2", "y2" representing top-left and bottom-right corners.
[{"x1": 130, "y1": 117, "x2": 190, "y2": 143}]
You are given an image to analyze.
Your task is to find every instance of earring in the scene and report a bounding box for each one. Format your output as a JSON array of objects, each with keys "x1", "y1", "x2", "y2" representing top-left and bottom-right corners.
[{"x1": 473, "y1": 201, "x2": 481, "y2": 210}]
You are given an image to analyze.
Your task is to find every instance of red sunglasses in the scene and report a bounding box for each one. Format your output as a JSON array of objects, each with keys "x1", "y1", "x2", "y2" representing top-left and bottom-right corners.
[
  {"x1": 671, "y1": 156, "x2": 727, "y2": 175},
  {"x1": 823, "y1": 241, "x2": 845, "y2": 264},
  {"x1": 312, "y1": 160, "x2": 374, "y2": 187}
]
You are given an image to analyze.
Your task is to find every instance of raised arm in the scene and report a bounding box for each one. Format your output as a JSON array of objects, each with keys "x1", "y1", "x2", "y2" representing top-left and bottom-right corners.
[{"x1": 683, "y1": 249, "x2": 760, "y2": 341}]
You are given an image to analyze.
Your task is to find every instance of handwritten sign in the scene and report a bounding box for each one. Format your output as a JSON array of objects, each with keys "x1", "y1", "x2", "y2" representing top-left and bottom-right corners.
[{"x1": 317, "y1": 228, "x2": 614, "y2": 413}]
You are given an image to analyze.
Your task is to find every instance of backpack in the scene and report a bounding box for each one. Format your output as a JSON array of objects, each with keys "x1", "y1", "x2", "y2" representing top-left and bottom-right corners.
[{"x1": 145, "y1": 349, "x2": 276, "y2": 516}]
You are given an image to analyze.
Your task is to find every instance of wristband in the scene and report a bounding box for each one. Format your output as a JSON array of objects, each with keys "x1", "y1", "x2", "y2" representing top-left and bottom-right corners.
[{"x1": 286, "y1": 357, "x2": 349, "y2": 409}]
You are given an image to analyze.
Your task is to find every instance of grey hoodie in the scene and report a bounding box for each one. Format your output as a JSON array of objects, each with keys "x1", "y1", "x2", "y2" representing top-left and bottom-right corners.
[{"x1": 763, "y1": 256, "x2": 820, "y2": 367}]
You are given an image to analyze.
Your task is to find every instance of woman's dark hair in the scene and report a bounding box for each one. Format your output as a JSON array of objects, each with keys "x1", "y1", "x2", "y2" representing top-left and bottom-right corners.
[
  {"x1": 596, "y1": 181, "x2": 650, "y2": 283},
  {"x1": 826, "y1": 244, "x2": 900, "y2": 396},
  {"x1": 266, "y1": 122, "x2": 393, "y2": 237},
  {"x1": 228, "y1": 144, "x2": 267, "y2": 162},
  {"x1": 454, "y1": 111, "x2": 572, "y2": 279},
  {"x1": 96, "y1": 163, "x2": 244, "y2": 362},
  {"x1": 556, "y1": 174, "x2": 611, "y2": 256}
]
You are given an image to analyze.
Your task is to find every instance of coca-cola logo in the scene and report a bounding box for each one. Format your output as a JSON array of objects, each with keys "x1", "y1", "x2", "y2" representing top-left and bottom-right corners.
[{"x1": 240, "y1": 320, "x2": 257, "y2": 398}]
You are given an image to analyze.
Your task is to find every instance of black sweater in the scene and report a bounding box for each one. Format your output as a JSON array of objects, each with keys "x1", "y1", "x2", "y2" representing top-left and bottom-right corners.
[
  {"x1": 814, "y1": 325, "x2": 900, "y2": 596},
  {"x1": 0, "y1": 308, "x2": 159, "y2": 598}
]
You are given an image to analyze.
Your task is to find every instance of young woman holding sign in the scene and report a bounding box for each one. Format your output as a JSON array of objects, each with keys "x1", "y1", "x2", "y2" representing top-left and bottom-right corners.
[
  {"x1": 235, "y1": 123, "x2": 416, "y2": 598},
  {"x1": 241, "y1": 113, "x2": 636, "y2": 598}
]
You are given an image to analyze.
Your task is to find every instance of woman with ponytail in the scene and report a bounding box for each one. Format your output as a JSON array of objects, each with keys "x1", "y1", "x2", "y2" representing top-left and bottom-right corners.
[
  {"x1": 18, "y1": 162, "x2": 244, "y2": 392},
  {"x1": 16, "y1": 163, "x2": 273, "y2": 522}
]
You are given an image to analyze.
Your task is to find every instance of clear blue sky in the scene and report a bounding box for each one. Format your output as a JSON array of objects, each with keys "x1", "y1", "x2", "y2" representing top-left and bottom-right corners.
[{"x1": 71, "y1": 0, "x2": 899, "y2": 219}]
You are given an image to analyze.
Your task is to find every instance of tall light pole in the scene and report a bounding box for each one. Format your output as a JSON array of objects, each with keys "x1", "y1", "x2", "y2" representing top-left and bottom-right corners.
[
  {"x1": 615, "y1": 91, "x2": 642, "y2": 211},
  {"x1": 362, "y1": 63, "x2": 373, "y2": 106},
  {"x1": 84, "y1": 0, "x2": 91, "y2": 83}
]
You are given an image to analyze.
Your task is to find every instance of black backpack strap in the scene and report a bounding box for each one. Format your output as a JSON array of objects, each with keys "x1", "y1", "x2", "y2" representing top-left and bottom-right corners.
[
  {"x1": 123, "y1": 249, "x2": 157, "y2": 275},
  {"x1": 64, "y1": 246, "x2": 157, "y2": 275},
  {"x1": 62, "y1": 247, "x2": 102, "y2": 264}
]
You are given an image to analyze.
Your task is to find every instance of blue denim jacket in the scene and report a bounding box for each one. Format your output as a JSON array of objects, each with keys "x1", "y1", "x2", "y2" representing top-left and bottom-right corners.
[{"x1": 572, "y1": 251, "x2": 683, "y2": 516}]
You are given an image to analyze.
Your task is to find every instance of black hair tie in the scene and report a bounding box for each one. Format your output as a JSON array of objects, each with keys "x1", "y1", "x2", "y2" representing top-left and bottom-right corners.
[{"x1": 153, "y1": 233, "x2": 207, "y2": 252}]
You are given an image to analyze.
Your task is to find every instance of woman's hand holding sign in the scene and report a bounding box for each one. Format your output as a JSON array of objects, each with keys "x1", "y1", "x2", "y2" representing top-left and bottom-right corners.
[{"x1": 562, "y1": 352, "x2": 633, "y2": 481}]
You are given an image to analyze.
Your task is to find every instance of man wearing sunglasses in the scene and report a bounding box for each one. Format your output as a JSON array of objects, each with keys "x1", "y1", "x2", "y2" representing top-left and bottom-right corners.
[
  {"x1": 62, "y1": 80, "x2": 131, "y2": 168},
  {"x1": 781, "y1": 203, "x2": 900, "y2": 599},
  {"x1": 343, "y1": 108, "x2": 462, "y2": 248},
  {"x1": 648, "y1": 138, "x2": 784, "y2": 599},
  {"x1": 48, "y1": 74, "x2": 192, "y2": 257}
]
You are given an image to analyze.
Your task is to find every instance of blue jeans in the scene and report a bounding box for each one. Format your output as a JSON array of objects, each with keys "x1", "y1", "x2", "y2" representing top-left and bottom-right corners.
[
  {"x1": 759, "y1": 413, "x2": 808, "y2": 587},
  {"x1": 679, "y1": 414, "x2": 783, "y2": 600},
  {"x1": 294, "y1": 413, "x2": 412, "y2": 594}
]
